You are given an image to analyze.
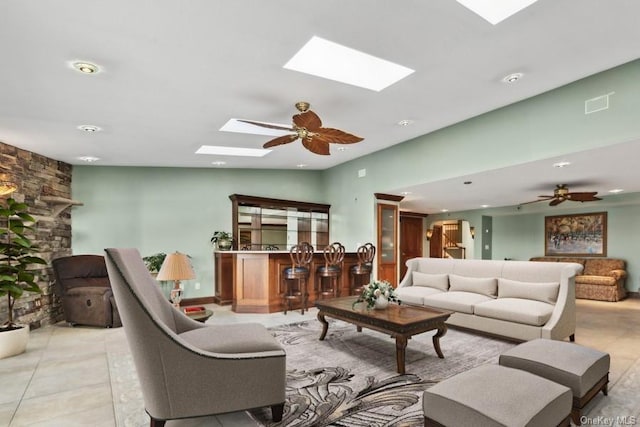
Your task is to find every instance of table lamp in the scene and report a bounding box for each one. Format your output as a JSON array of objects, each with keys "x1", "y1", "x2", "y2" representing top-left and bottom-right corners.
[{"x1": 156, "y1": 251, "x2": 195, "y2": 307}]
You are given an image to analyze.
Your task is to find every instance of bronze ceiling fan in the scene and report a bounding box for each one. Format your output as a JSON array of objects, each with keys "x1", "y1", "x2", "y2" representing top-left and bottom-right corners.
[
  {"x1": 520, "y1": 184, "x2": 602, "y2": 206},
  {"x1": 238, "y1": 102, "x2": 363, "y2": 155}
]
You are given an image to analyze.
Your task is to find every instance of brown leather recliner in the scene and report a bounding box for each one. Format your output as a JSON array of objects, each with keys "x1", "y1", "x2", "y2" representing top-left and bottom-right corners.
[{"x1": 52, "y1": 255, "x2": 122, "y2": 327}]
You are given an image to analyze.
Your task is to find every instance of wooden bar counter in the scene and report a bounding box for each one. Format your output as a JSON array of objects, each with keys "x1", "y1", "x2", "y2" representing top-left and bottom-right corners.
[{"x1": 214, "y1": 250, "x2": 361, "y2": 313}]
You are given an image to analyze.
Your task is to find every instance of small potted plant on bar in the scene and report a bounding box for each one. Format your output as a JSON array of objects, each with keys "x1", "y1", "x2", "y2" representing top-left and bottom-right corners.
[
  {"x1": 0, "y1": 198, "x2": 47, "y2": 359},
  {"x1": 210, "y1": 231, "x2": 233, "y2": 251}
]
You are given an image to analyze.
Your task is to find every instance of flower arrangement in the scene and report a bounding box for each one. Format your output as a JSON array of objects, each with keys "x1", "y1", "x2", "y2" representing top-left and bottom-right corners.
[{"x1": 352, "y1": 279, "x2": 398, "y2": 309}]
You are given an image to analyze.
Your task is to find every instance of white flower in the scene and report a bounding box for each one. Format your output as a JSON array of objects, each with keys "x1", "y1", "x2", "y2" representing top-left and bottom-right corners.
[
  {"x1": 374, "y1": 288, "x2": 381, "y2": 297},
  {"x1": 384, "y1": 290, "x2": 390, "y2": 298}
]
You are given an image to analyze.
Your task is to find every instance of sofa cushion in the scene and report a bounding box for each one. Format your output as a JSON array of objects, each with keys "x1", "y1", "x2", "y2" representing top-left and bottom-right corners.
[
  {"x1": 474, "y1": 298, "x2": 554, "y2": 326},
  {"x1": 423, "y1": 291, "x2": 494, "y2": 314},
  {"x1": 395, "y1": 286, "x2": 443, "y2": 305},
  {"x1": 412, "y1": 271, "x2": 449, "y2": 290},
  {"x1": 556, "y1": 257, "x2": 586, "y2": 267},
  {"x1": 584, "y1": 258, "x2": 625, "y2": 275},
  {"x1": 498, "y1": 278, "x2": 560, "y2": 304},
  {"x1": 575, "y1": 275, "x2": 616, "y2": 286},
  {"x1": 449, "y1": 274, "x2": 497, "y2": 297}
]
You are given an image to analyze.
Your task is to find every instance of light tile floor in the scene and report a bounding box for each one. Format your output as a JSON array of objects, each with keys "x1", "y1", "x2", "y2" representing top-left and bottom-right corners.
[{"x1": 1, "y1": 299, "x2": 639, "y2": 426}]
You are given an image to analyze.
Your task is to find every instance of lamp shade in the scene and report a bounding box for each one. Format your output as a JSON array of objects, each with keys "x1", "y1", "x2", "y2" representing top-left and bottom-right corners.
[{"x1": 156, "y1": 252, "x2": 195, "y2": 281}]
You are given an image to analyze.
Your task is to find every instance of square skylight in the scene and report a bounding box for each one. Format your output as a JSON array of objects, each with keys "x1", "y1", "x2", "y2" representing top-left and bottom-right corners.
[
  {"x1": 456, "y1": 0, "x2": 538, "y2": 25},
  {"x1": 219, "y1": 119, "x2": 291, "y2": 137},
  {"x1": 195, "y1": 145, "x2": 271, "y2": 157},
  {"x1": 283, "y1": 36, "x2": 414, "y2": 92}
]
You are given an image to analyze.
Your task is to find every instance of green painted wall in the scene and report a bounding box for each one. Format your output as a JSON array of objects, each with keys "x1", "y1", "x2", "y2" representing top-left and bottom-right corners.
[
  {"x1": 71, "y1": 59, "x2": 640, "y2": 297},
  {"x1": 72, "y1": 166, "x2": 324, "y2": 298},
  {"x1": 426, "y1": 192, "x2": 640, "y2": 292}
]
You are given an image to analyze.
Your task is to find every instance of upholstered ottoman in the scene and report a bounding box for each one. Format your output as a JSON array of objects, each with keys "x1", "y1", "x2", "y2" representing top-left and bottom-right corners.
[
  {"x1": 423, "y1": 364, "x2": 572, "y2": 427},
  {"x1": 499, "y1": 339, "x2": 609, "y2": 426}
]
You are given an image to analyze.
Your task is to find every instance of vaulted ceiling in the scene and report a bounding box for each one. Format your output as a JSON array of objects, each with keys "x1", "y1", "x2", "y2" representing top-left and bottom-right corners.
[{"x1": 1, "y1": 1, "x2": 639, "y2": 212}]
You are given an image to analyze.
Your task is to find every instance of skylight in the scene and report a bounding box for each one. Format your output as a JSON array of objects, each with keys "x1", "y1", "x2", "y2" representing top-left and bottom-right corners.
[
  {"x1": 219, "y1": 119, "x2": 291, "y2": 137},
  {"x1": 283, "y1": 36, "x2": 414, "y2": 92},
  {"x1": 196, "y1": 145, "x2": 271, "y2": 157},
  {"x1": 456, "y1": 0, "x2": 538, "y2": 25}
]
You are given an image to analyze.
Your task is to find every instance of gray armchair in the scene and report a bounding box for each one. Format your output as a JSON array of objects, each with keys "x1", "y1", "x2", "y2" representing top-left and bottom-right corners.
[
  {"x1": 104, "y1": 248, "x2": 285, "y2": 426},
  {"x1": 51, "y1": 255, "x2": 122, "y2": 328}
]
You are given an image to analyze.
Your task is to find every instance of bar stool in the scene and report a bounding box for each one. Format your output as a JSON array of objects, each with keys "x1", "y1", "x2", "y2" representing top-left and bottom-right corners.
[
  {"x1": 282, "y1": 242, "x2": 314, "y2": 314},
  {"x1": 315, "y1": 242, "x2": 345, "y2": 299},
  {"x1": 350, "y1": 243, "x2": 375, "y2": 296}
]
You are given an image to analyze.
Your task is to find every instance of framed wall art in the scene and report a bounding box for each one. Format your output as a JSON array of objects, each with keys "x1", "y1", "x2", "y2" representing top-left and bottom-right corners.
[{"x1": 544, "y1": 212, "x2": 607, "y2": 257}]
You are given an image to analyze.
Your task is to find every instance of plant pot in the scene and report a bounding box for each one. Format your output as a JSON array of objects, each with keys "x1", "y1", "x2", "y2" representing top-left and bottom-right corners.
[
  {"x1": 217, "y1": 239, "x2": 232, "y2": 251},
  {"x1": 0, "y1": 324, "x2": 30, "y2": 359}
]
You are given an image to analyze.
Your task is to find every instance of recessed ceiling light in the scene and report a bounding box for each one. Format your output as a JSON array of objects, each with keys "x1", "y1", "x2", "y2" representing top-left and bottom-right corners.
[
  {"x1": 211, "y1": 161, "x2": 226, "y2": 166},
  {"x1": 219, "y1": 119, "x2": 291, "y2": 137},
  {"x1": 295, "y1": 164, "x2": 308, "y2": 168},
  {"x1": 502, "y1": 72, "x2": 524, "y2": 83},
  {"x1": 77, "y1": 156, "x2": 100, "y2": 163},
  {"x1": 401, "y1": 191, "x2": 412, "y2": 196},
  {"x1": 457, "y1": 0, "x2": 539, "y2": 25},
  {"x1": 72, "y1": 62, "x2": 99, "y2": 74},
  {"x1": 337, "y1": 147, "x2": 348, "y2": 152},
  {"x1": 481, "y1": 204, "x2": 490, "y2": 208},
  {"x1": 284, "y1": 36, "x2": 414, "y2": 92},
  {"x1": 195, "y1": 145, "x2": 271, "y2": 157},
  {"x1": 77, "y1": 125, "x2": 101, "y2": 132},
  {"x1": 397, "y1": 119, "x2": 413, "y2": 126},
  {"x1": 441, "y1": 209, "x2": 449, "y2": 212},
  {"x1": 463, "y1": 181, "x2": 472, "y2": 185},
  {"x1": 553, "y1": 161, "x2": 571, "y2": 168},
  {"x1": 609, "y1": 189, "x2": 624, "y2": 193}
]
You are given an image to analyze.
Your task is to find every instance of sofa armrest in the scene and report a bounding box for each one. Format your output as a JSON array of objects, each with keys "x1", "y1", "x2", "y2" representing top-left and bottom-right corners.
[{"x1": 610, "y1": 269, "x2": 627, "y2": 280}]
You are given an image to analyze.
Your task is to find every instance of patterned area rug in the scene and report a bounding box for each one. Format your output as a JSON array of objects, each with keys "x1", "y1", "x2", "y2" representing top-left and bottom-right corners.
[{"x1": 249, "y1": 320, "x2": 515, "y2": 427}]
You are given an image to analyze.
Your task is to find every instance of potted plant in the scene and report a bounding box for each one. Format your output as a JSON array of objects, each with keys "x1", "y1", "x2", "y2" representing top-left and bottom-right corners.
[
  {"x1": 210, "y1": 231, "x2": 233, "y2": 251},
  {"x1": 0, "y1": 198, "x2": 47, "y2": 359},
  {"x1": 142, "y1": 252, "x2": 167, "y2": 274}
]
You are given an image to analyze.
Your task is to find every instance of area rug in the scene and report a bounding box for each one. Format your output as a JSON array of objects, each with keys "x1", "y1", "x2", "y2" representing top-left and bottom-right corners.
[
  {"x1": 108, "y1": 320, "x2": 515, "y2": 427},
  {"x1": 249, "y1": 320, "x2": 515, "y2": 427}
]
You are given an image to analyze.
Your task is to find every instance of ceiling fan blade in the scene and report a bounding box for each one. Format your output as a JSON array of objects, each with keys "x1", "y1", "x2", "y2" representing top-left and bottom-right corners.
[
  {"x1": 566, "y1": 192, "x2": 602, "y2": 202},
  {"x1": 293, "y1": 110, "x2": 322, "y2": 131},
  {"x1": 549, "y1": 198, "x2": 564, "y2": 206},
  {"x1": 263, "y1": 134, "x2": 298, "y2": 148},
  {"x1": 314, "y1": 127, "x2": 364, "y2": 144},
  {"x1": 518, "y1": 196, "x2": 554, "y2": 206},
  {"x1": 236, "y1": 119, "x2": 295, "y2": 132},
  {"x1": 302, "y1": 137, "x2": 330, "y2": 155}
]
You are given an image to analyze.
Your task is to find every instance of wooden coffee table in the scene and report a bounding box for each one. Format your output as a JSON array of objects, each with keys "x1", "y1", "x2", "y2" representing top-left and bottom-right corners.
[{"x1": 315, "y1": 297, "x2": 452, "y2": 374}]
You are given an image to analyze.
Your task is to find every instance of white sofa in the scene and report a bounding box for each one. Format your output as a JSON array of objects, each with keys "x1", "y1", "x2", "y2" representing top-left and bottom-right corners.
[{"x1": 396, "y1": 258, "x2": 583, "y2": 341}]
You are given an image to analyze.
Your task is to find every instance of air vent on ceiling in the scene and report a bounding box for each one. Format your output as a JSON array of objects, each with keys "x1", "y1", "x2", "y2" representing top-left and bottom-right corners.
[{"x1": 584, "y1": 92, "x2": 614, "y2": 114}]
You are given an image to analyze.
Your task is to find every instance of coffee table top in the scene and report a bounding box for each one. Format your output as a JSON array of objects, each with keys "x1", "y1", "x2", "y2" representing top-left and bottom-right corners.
[{"x1": 315, "y1": 296, "x2": 451, "y2": 330}]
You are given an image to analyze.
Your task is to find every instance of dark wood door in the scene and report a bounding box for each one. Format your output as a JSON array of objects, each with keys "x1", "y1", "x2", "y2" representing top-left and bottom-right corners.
[
  {"x1": 430, "y1": 225, "x2": 443, "y2": 258},
  {"x1": 400, "y1": 215, "x2": 423, "y2": 279}
]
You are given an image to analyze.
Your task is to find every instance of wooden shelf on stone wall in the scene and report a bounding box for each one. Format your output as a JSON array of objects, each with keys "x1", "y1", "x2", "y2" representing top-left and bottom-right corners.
[{"x1": 40, "y1": 196, "x2": 84, "y2": 217}]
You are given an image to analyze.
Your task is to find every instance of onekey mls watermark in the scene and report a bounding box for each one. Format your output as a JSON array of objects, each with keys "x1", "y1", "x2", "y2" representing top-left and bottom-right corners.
[{"x1": 581, "y1": 416, "x2": 637, "y2": 426}]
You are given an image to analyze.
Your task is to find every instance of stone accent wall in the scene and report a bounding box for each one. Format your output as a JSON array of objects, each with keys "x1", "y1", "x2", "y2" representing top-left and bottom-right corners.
[{"x1": 1, "y1": 141, "x2": 73, "y2": 328}]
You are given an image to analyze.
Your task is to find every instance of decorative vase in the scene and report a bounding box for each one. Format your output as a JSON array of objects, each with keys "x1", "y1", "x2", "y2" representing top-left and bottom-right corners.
[{"x1": 374, "y1": 295, "x2": 389, "y2": 310}]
